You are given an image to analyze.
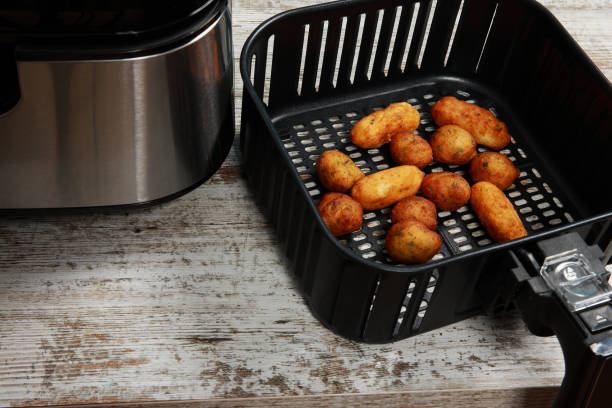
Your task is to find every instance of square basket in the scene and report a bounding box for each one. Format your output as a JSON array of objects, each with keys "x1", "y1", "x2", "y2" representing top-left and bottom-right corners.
[{"x1": 239, "y1": 0, "x2": 612, "y2": 342}]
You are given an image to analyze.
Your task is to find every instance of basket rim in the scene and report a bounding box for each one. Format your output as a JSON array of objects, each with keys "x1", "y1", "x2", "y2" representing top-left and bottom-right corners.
[{"x1": 239, "y1": 0, "x2": 612, "y2": 275}]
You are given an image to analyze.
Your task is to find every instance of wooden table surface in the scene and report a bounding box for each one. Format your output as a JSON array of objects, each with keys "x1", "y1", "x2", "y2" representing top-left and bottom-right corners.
[{"x1": 1, "y1": 1, "x2": 610, "y2": 407}]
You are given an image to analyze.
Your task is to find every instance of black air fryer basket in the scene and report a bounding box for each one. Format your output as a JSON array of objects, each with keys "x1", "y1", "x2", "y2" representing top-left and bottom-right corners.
[{"x1": 240, "y1": 0, "x2": 612, "y2": 405}]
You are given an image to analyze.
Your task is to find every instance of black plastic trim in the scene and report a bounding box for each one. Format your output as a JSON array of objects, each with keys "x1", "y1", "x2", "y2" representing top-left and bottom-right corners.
[{"x1": 8, "y1": 0, "x2": 228, "y2": 60}]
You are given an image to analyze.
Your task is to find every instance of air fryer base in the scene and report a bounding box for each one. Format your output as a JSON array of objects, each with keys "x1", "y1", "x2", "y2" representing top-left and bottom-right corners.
[{"x1": 0, "y1": 117, "x2": 235, "y2": 214}]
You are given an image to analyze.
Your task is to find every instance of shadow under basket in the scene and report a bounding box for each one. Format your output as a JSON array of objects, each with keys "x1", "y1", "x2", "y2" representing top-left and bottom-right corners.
[{"x1": 239, "y1": 0, "x2": 612, "y2": 343}]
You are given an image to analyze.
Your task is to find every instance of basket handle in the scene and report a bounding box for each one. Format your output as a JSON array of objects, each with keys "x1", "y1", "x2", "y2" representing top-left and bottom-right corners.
[{"x1": 504, "y1": 233, "x2": 612, "y2": 407}]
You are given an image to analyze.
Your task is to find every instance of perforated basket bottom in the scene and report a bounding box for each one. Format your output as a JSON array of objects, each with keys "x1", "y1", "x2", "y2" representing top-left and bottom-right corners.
[{"x1": 273, "y1": 80, "x2": 577, "y2": 266}]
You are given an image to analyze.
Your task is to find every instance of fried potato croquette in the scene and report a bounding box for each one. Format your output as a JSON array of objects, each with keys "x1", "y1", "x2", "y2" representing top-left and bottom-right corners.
[
  {"x1": 469, "y1": 152, "x2": 519, "y2": 191},
  {"x1": 431, "y1": 96, "x2": 510, "y2": 150},
  {"x1": 391, "y1": 196, "x2": 438, "y2": 230},
  {"x1": 390, "y1": 132, "x2": 433, "y2": 168},
  {"x1": 470, "y1": 182, "x2": 527, "y2": 242},
  {"x1": 386, "y1": 220, "x2": 442, "y2": 264},
  {"x1": 316, "y1": 150, "x2": 365, "y2": 192},
  {"x1": 317, "y1": 193, "x2": 363, "y2": 237},
  {"x1": 351, "y1": 102, "x2": 420, "y2": 149},
  {"x1": 430, "y1": 125, "x2": 477, "y2": 165},
  {"x1": 351, "y1": 165, "x2": 424, "y2": 210},
  {"x1": 421, "y1": 172, "x2": 471, "y2": 211}
]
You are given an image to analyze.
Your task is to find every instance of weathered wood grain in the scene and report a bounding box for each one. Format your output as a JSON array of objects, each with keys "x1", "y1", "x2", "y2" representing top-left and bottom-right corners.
[
  {"x1": 0, "y1": 0, "x2": 610, "y2": 406},
  {"x1": 0, "y1": 179, "x2": 567, "y2": 405},
  {"x1": 50, "y1": 387, "x2": 560, "y2": 408}
]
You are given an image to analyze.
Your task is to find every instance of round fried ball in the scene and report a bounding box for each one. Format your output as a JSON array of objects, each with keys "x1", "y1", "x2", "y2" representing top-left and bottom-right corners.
[
  {"x1": 316, "y1": 150, "x2": 365, "y2": 192},
  {"x1": 430, "y1": 125, "x2": 477, "y2": 165},
  {"x1": 389, "y1": 132, "x2": 433, "y2": 169},
  {"x1": 421, "y1": 172, "x2": 471, "y2": 211},
  {"x1": 469, "y1": 152, "x2": 519, "y2": 190},
  {"x1": 391, "y1": 196, "x2": 438, "y2": 230},
  {"x1": 317, "y1": 192, "x2": 363, "y2": 237},
  {"x1": 386, "y1": 220, "x2": 442, "y2": 264}
]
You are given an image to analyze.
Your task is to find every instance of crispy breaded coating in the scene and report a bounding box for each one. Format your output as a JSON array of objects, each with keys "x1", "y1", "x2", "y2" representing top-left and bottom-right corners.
[
  {"x1": 386, "y1": 220, "x2": 442, "y2": 264},
  {"x1": 431, "y1": 96, "x2": 510, "y2": 150},
  {"x1": 316, "y1": 150, "x2": 364, "y2": 192},
  {"x1": 390, "y1": 132, "x2": 433, "y2": 169},
  {"x1": 317, "y1": 192, "x2": 363, "y2": 237},
  {"x1": 470, "y1": 181, "x2": 527, "y2": 242},
  {"x1": 350, "y1": 165, "x2": 424, "y2": 210},
  {"x1": 430, "y1": 125, "x2": 477, "y2": 165},
  {"x1": 469, "y1": 152, "x2": 519, "y2": 191},
  {"x1": 421, "y1": 172, "x2": 471, "y2": 211},
  {"x1": 351, "y1": 102, "x2": 420, "y2": 149},
  {"x1": 391, "y1": 196, "x2": 438, "y2": 230}
]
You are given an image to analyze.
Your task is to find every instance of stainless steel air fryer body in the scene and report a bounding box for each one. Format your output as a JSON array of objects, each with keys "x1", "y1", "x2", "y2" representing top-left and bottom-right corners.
[{"x1": 0, "y1": 1, "x2": 234, "y2": 209}]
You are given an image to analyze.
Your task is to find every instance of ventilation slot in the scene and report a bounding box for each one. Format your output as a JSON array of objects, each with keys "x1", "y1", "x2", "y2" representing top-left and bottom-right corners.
[
  {"x1": 475, "y1": 3, "x2": 499, "y2": 73},
  {"x1": 444, "y1": 0, "x2": 464, "y2": 67},
  {"x1": 417, "y1": 0, "x2": 438, "y2": 69},
  {"x1": 315, "y1": 21, "x2": 329, "y2": 92},
  {"x1": 393, "y1": 270, "x2": 439, "y2": 336},
  {"x1": 384, "y1": 6, "x2": 403, "y2": 76},
  {"x1": 401, "y1": 2, "x2": 420, "y2": 72},
  {"x1": 332, "y1": 17, "x2": 348, "y2": 87},
  {"x1": 363, "y1": 276, "x2": 382, "y2": 337},
  {"x1": 367, "y1": 10, "x2": 385, "y2": 80},
  {"x1": 297, "y1": 25, "x2": 310, "y2": 95},
  {"x1": 393, "y1": 280, "x2": 415, "y2": 336},
  {"x1": 350, "y1": 13, "x2": 366, "y2": 84},
  {"x1": 412, "y1": 270, "x2": 439, "y2": 331},
  {"x1": 263, "y1": 35, "x2": 275, "y2": 105},
  {"x1": 250, "y1": 55, "x2": 256, "y2": 86}
]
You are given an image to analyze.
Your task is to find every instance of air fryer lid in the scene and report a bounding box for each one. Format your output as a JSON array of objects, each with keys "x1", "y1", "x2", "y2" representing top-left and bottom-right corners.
[{"x1": 0, "y1": 0, "x2": 227, "y2": 58}]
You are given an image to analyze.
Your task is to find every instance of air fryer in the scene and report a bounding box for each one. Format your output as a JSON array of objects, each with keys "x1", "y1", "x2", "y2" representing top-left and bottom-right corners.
[{"x1": 0, "y1": 0, "x2": 234, "y2": 209}]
